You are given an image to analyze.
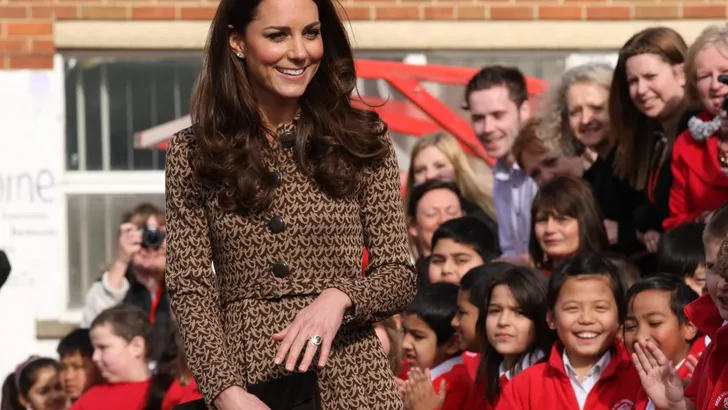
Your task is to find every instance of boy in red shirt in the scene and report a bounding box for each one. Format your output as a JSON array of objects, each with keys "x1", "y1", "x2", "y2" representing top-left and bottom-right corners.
[
  {"x1": 633, "y1": 226, "x2": 728, "y2": 410},
  {"x1": 71, "y1": 305, "x2": 152, "y2": 410},
  {"x1": 399, "y1": 282, "x2": 472, "y2": 410},
  {"x1": 497, "y1": 253, "x2": 650, "y2": 410},
  {"x1": 623, "y1": 275, "x2": 705, "y2": 383},
  {"x1": 57, "y1": 328, "x2": 102, "y2": 405}
]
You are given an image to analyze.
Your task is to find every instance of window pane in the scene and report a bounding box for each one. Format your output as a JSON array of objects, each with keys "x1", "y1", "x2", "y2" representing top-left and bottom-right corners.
[
  {"x1": 67, "y1": 193, "x2": 165, "y2": 309},
  {"x1": 65, "y1": 62, "x2": 79, "y2": 171},
  {"x1": 108, "y1": 62, "x2": 131, "y2": 170},
  {"x1": 129, "y1": 65, "x2": 154, "y2": 170},
  {"x1": 152, "y1": 62, "x2": 177, "y2": 170},
  {"x1": 83, "y1": 64, "x2": 103, "y2": 171}
]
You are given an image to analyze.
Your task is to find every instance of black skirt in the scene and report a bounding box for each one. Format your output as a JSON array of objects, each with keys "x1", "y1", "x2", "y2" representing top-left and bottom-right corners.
[{"x1": 174, "y1": 372, "x2": 320, "y2": 410}]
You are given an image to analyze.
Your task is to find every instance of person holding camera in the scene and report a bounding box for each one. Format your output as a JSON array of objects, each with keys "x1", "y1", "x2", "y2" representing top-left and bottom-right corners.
[
  {"x1": 665, "y1": 25, "x2": 728, "y2": 230},
  {"x1": 80, "y1": 202, "x2": 170, "y2": 362}
]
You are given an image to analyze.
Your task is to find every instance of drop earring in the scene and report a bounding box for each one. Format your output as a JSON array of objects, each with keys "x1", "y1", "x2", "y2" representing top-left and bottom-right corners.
[{"x1": 236, "y1": 52, "x2": 244, "y2": 59}]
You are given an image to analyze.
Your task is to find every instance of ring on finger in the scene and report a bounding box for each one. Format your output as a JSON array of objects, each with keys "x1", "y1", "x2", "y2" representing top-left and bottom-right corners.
[{"x1": 310, "y1": 335, "x2": 323, "y2": 346}]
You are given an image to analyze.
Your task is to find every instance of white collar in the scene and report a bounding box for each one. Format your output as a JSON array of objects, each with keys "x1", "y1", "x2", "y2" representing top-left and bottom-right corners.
[
  {"x1": 563, "y1": 349, "x2": 612, "y2": 381},
  {"x1": 430, "y1": 356, "x2": 464, "y2": 380},
  {"x1": 494, "y1": 159, "x2": 522, "y2": 180},
  {"x1": 498, "y1": 350, "x2": 546, "y2": 380}
]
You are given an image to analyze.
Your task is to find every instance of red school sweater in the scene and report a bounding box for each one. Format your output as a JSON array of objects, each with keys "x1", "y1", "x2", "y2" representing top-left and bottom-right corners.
[
  {"x1": 462, "y1": 352, "x2": 481, "y2": 382},
  {"x1": 161, "y1": 378, "x2": 203, "y2": 410},
  {"x1": 684, "y1": 293, "x2": 728, "y2": 410},
  {"x1": 70, "y1": 380, "x2": 150, "y2": 410},
  {"x1": 496, "y1": 342, "x2": 649, "y2": 410},
  {"x1": 677, "y1": 335, "x2": 708, "y2": 380},
  {"x1": 462, "y1": 374, "x2": 513, "y2": 410},
  {"x1": 432, "y1": 359, "x2": 473, "y2": 410}
]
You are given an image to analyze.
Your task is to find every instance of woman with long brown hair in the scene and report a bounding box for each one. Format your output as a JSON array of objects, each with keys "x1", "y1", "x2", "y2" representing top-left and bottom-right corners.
[
  {"x1": 608, "y1": 27, "x2": 691, "y2": 253},
  {"x1": 528, "y1": 176, "x2": 609, "y2": 272},
  {"x1": 163, "y1": 0, "x2": 417, "y2": 408}
]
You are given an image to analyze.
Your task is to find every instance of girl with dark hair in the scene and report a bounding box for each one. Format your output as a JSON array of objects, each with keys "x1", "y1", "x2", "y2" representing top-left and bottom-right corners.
[
  {"x1": 469, "y1": 266, "x2": 554, "y2": 409},
  {"x1": 163, "y1": 0, "x2": 416, "y2": 408},
  {"x1": 1, "y1": 356, "x2": 66, "y2": 410},
  {"x1": 528, "y1": 175, "x2": 609, "y2": 271}
]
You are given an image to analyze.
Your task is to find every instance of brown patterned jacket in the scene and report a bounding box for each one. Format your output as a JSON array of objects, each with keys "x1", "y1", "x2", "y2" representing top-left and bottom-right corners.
[{"x1": 164, "y1": 119, "x2": 417, "y2": 409}]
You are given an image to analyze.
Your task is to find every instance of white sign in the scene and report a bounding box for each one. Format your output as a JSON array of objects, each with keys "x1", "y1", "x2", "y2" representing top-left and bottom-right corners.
[
  {"x1": 0, "y1": 54, "x2": 66, "y2": 381},
  {"x1": 565, "y1": 53, "x2": 619, "y2": 70}
]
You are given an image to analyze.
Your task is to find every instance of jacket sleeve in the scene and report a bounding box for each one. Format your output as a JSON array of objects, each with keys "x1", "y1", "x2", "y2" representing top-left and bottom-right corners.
[
  {"x1": 664, "y1": 139, "x2": 700, "y2": 230},
  {"x1": 332, "y1": 135, "x2": 417, "y2": 325},
  {"x1": 80, "y1": 273, "x2": 130, "y2": 327},
  {"x1": 164, "y1": 131, "x2": 244, "y2": 405}
]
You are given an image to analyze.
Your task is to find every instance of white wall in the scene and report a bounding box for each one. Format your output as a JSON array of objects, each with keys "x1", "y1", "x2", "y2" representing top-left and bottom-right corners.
[{"x1": 0, "y1": 54, "x2": 67, "y2": 382}]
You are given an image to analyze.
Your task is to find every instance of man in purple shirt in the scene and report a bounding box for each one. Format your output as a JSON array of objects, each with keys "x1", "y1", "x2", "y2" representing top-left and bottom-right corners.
[{"x1": 464, "y1": 66, "x2": 537, "y2": 264}]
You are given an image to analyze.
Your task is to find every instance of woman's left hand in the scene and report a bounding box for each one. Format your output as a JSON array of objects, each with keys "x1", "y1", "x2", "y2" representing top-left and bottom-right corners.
[{"x1": 272, "y1": 288, "x2": 352, "y2": 372}]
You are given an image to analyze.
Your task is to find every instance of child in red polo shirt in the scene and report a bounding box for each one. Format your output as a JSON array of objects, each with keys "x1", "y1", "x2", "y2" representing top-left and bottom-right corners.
[
  {"x1": 497, "y1": 253, "x2": 650, "y2": 410},
  {"x1": 623, "y1": 275, "x2": 705, "y2": 383},
  {"x1": 464, "y1": 265, "x2": 555, "y2": 410},
  {"x1": 70, "y1": 305, "x2": 152, "y2": 410},
  {"x1": 399, "y1": 282, "x2": 472, "y2": 410},
  {"x1": 452, "y1": 262, "x2": 516, "y2": 382},
  {"x1": 633, "y1": 230, "x2": 728, "y2": 410}
]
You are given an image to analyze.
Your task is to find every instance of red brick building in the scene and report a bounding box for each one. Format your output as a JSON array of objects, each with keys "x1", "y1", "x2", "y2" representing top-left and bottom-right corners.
[{"x1": 1, "y1": 0, "x2": 727, "y2": 69}]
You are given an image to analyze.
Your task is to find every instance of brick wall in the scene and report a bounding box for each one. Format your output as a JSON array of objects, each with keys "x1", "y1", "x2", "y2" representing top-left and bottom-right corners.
[{"x1": 1, "y1": 0, "x2": 727, "y2": 70}]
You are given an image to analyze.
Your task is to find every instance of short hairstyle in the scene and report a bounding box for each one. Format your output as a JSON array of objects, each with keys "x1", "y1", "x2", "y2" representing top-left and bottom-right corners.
[
  {"x1": 431, "y1": 216, "x2": 500, "y2": 261},
  {"x1": 704, "y1": 201, "x2": 728, "y2": 244},
  {"x1": 121, "y1": 202, "x2": 165, "y2": 227},
  {"x1": 603, "y1": 252, "x2": 642, "y2": 289},
  {"x1": 626, "y1": 275, "x2": 699, "y2": 327},
  {"x1": 463, "y1": 65, "x2": 528, "y2": 109},
  {"x1": 405, "y1": 282, "x2": 460, "y2": 346},
  {"x1": 685, "y1": 25, "x2": 728, "y2": 105},
  {"x1": 548, "y1": 253, "x2": 626, "y2": 322},
  {"x1": 90, "y1": 305, "x2": 153, "y2": 359},
  {"x1": 57, "y1": 328, "x2": 94, "y2": 358},
  {"x1": 407, "y1": 180, "x2": 463, "y2": 219},
  {"x1": 512, "y1": 117, "x2": 550, "y2": 170},
  {"x1": 657, "y1": 222, "x2": 706, "y2": 278}
]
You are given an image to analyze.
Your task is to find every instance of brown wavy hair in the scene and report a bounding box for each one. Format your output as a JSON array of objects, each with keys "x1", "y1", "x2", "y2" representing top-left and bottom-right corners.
[
  {"x1": 609, "y1": 27, "x2": 688, "y2": 190},
  {"x1": 190, "y1": 0, "x2": 388, "y2": 214}
]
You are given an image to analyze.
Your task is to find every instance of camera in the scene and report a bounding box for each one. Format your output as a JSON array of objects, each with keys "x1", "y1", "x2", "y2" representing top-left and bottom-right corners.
[
  {"x1": 141, "y1": 226, "x2": 166, "y2": 250},
  {"x1": 719, "y1": 74, "x2": 728, "y2": 111}
]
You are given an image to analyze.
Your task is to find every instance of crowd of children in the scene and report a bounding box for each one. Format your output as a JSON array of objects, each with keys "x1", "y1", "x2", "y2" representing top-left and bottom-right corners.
[
  {"x1": 382, "y1": 202, "x2": 728, "y2": 410},
  {"x1": 3, "y1": 205, "x2": 727, "y2": 410},
  {"x1": 1, "y1": 305, "x2": 201, "y2": 410}
]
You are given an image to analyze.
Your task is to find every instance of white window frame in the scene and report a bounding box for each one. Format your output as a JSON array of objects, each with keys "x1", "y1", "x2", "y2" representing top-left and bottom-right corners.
[{"x1": 60, "y1": 171, "x2": 164, "y2": 321}]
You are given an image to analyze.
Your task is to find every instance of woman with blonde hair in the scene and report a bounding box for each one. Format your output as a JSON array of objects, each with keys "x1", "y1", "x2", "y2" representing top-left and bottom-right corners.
[
  {"x1": 403, "y1": 133, "x2": 496, "y2": 225},
  {"x1": 539, "y1": 63, "x2": 644, "y2": 254},
  {"x1": 665, "y1": 25, "x2": 728, "y2": 229},
  {"x1": 608, "y1": 27, "x2": 694, "y2": 254}
]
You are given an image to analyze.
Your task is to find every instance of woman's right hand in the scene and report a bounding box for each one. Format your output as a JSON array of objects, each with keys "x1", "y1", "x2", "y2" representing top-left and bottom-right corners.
[
  {"x1": 632, "y1": 339, "x2": 684, "y2": 410},
  {"x1": 214, "y1": 386, "x2": 271, "y2": 410}
]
